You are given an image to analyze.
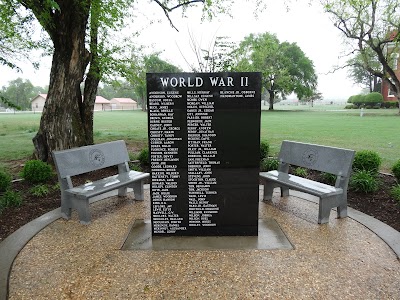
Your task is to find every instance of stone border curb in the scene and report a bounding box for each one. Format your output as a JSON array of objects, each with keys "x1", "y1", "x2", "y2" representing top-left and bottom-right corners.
[
  {"x1": 290, "y1": 190, "x2": 400, "y2": 260},
  {"x1": 0, "y1": 208, "x2": 62, "y2": 300}
]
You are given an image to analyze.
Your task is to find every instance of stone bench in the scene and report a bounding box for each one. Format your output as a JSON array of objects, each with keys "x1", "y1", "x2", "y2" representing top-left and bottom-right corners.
[
  {"x1": 259, "y1": 140, "x2": 355, "y2": 224},
  {"x1": 52, "y1": 140, "x2": 149, "y2": 225}
]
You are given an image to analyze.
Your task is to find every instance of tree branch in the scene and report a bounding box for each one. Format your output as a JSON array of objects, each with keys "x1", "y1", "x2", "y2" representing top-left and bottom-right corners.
[{"x1": 152, "y1": 0, "x2": 205, "y2": 31}]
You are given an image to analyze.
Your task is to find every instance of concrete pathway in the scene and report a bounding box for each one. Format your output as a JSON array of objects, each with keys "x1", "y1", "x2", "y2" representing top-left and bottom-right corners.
[{"x1": 1, "y1": 186, "x2": 400, "y2": 299}]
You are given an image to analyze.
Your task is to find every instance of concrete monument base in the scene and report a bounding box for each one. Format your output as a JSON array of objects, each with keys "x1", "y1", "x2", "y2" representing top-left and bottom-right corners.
[{"x1": 121, "y1": 218, "x2": 293, "y2": 251}]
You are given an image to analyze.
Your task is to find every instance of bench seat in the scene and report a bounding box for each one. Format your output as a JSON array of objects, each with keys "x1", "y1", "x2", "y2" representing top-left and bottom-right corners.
[
  {"x1": 260, "y1": 140, "x2": 355, "y2": 224},
  {"x1": 66, "y1": 171, "x2": 149, "y2": 200},
  {"x1": 52, "y1": 140, "x2": 149, "y2": 225},
  {"x1": 260, "y1": 171, "x2": 343, "y2": 198}
]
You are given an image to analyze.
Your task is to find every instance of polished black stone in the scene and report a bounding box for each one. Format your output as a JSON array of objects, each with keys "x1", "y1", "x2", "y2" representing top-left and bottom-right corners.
[{"x1": 147, "y1": 72, "x2": 261, "y2": 236}]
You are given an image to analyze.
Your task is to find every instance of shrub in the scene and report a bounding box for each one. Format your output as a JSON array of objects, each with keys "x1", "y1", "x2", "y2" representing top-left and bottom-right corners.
[
  {"x1": 260, "y1": 158, "x2": 279, "y2": 172},
  {"x1": 321, "y1": 172, "x2": 336, "y2": 185},
  {"x1": 0, "y1": 190, "x2": 22, "y2": 208},
  {"x1": 382, "y1": 101, "x2": 398, "y2": 109},
  {"x1": 352, "y1": 94, "x2": 366, "y2": 104},
  {"x1": 352, "y1": 150, "x2": 382, "y2": 174},
  {"x1": 29, "y1": 184, "x2": 50, "y2": 197},
  {"x1": 364, "y1": 92, "x2": 383, "y2": 104},
  {"x1": 128, "y1": 152, "x2": 137, "y2": 161},
  {"x1": 137, "y1": 148, "x2": 149, "y2": 166},
  {"x1": 260, "y1": 141, "x2": 270, "y2": 161},
  {"x1": 347, "y1": 95, "x2": 354, "y2": 103},
  {"x1": 0, "y1": 170, "x2": 11, "y2": 192},
  {"x1": 21, "y1": 160, "x2": 53, "y2": 184},
  {"x1": 293, "y1": 167, "x2": 308, "y2": 178},
  {"x1": 350, "y1": 170, "x2": 379, "y2": 193},
  {"x1": 391, "y1": 185, "x2": 400, "y2": 203},
  {"x1": 392, "y1": 160, "x2": 400, "y2": 182},
  {"x1": 344, "y1": 104, "x2": 355, "y2": 109},
  {"x1": 51, "y1": 183, "x2": 60, "y2": 193},
  {"x1": 130, "y1": 164, "x2": 143, "y2": 172}
]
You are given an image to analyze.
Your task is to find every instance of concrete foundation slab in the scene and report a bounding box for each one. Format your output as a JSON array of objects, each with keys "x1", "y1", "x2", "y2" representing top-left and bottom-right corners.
[{"x1": 121, "y1": 218, "x2": 293, "y2": 250}]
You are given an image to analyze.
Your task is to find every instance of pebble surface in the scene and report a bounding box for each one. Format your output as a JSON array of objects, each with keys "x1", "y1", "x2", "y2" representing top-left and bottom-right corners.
[{"x1": 8, "y1": 189, "x2": 400, "y2": 299}]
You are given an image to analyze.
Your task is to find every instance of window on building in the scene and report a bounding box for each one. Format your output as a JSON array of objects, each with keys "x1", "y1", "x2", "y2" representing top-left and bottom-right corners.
[
  {"x1": 392, "y1": 53, "x2": 399, "y2": 70},
  {"x1": 388, "y1": 88, "x2": 396, "y2": 97}
]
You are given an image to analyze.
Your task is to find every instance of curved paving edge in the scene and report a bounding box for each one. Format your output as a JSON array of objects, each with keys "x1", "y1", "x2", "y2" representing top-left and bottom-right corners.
[
  {"x1": 1, "y1": 187, "x2": 399, "y2": 300},
  {"x1": 347, "y1": 207, "x2": 400, "y2": 260},
  {"x1": 0, "y1": 208, "x2": 62, "y2": 300},
  {"x1": 0, "y1": 186, "x2": 134, "y2": 300},
  {"x1": 290, "y1": 190, "x2": 400, "y2": 260}
]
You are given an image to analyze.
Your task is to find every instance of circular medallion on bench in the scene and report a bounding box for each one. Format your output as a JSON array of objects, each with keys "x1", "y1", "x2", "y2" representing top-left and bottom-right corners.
[
  {"x1": 89, "y1": 149, "x2": 106, "y2": 167},
  {"x1": 302, "y1": 149, "x2": 318, "y2": 167}
]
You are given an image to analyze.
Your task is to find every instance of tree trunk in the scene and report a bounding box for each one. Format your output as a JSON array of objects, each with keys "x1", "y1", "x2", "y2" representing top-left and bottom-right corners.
[
  {"x1": 32, "y1": 4, "x2": 91, "y2": 161},
  {"x1": 268, "y1": 89, "x2": 274, "y2": 110}
]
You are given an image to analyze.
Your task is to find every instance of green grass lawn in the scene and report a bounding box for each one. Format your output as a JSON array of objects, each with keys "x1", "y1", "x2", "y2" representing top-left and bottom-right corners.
[{"x1": 0, "y1": 108, "x2": 399, "y2": 172}]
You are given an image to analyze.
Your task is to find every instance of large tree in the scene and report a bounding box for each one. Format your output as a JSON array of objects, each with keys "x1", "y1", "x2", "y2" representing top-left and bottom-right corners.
[
  {"x1": 347, "y1": 50, "x2": 381, "y2": 93},
  {"x1": 1, "y1": 78, "x2": 43, "y2": 110},
  {"x1": 322, "y1": 0, "x2": 400, "y2": 113},
  {"x1": 0, "y1": 0, "x2": 228, "y2": 161},
  {"x1": 232, "y1": 32, "x2": 318, "y2": 110},
  {"x1": 180, "y1": 33, "x2": 235, "y2": 72},
  {"x1": 119, "y1": 53, "x2": 182, "y2": 111}
]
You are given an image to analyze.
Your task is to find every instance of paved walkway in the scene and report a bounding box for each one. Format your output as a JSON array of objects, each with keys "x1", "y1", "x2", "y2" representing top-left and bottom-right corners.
[{"x1": 1, "y1": 186, "x2": 400, "y2": 299}]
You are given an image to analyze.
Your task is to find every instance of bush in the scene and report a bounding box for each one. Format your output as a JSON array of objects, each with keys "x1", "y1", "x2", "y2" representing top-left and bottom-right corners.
[
  {"x1": 0, "y1": 170, "x2": 11, "y2": 192},
  {"x1": 293, "y1": 167, "x2": 308, "y2": 178},
  {"x1": 321, "y1": 172, "x2": 336, "y2": 185},
  {"x1": 137, "y1": 148, "x2": 149, "y2": 166},
  {"x1": 21, "y1": 160, "x2": 53, "y2": 184},
  {"x1": 344, "y1": 104, "x2": 355, "y2": 109},
  {"x1": 260, "y1": 141, "x2": 270, "y2": 161},
  {"x1": 364, "y1": 92, "x2": 383, "y2": 104},
  {"x1": 29, "y1": 184, "x2": 50, "y2": 197},
  {"x1": 391, "y1": 185, "x2": 400, "y2": 203},
  {"x1": 352, "y1": 150, "x2": 382, "y2": 174},
  {"x1": 130, "y1": 163, "x2": 143, "y2": 172},
  {"x1": 350, "y1": 170, "x2": 379, "y2": 193},
  {"x1": 0, "y1": 190, "x2": 22, "y2": 208},
  {"x1": 392, "y1": 160, "x2": 400, "y2": 182},
  {"x1": 352, "y1": 94, "x2": 366, "y2": 104},
  {"x1": 260, "y1": 158, "x2": 279, "y2": 172},
  {"x1": 347, "y1": 95, "x2": 354, "y2": 103},
  {"x1": 382, "y1": 101, "x2": 398, "y2": 109}
]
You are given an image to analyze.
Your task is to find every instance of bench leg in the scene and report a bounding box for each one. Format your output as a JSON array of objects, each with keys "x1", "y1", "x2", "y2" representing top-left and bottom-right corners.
[
  {"x1": 132, "y1": 181, "x2": 145, "y2": 200},
  {"x1": 73, "y1": 198, "x2": 91, "y2": 225},
  {"x1": 281, "y1": 187, "x2": 290, "y2": 197},
  {"x1": 263, "y1": 181, "x2": 274, "y2": 201},
  {"x1": 118, "y1": 187, "x2": 128, "y2": 197},
  {"x1": 318, "y1": 199, "x2": 332, "y2": 224},
  {"x1": 337, "y1": 197, "x2": 348, "y2": 219},
  {"x1": 61, "y1": 194, "x2": 72, "y2": 220}
]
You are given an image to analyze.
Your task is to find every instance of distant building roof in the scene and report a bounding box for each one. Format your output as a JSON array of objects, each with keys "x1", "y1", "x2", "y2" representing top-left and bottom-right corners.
[
  {"x1": 111, "y1": 98, "x2": 137, "y2": 104},
  {"x1": 95, "y1": 96, "x2": 110, "y2": 103},
  {"x1": 31, "y1": 94, "x2": 47, "y2": 102},
  {"x1": 31, "y1": 94, "x2": 110, "y2": 103}
]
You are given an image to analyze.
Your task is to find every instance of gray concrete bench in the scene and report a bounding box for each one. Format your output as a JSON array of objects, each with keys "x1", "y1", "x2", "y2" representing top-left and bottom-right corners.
[
  {"x1": 52, "y1": 140, "x2": 149, "y2": 224},
  {"x1": 260, "y1": 140, "x2": 355, "y2": 224}
]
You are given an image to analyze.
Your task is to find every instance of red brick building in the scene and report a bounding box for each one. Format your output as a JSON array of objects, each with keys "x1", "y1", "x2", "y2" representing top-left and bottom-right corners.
[{"x1": 381, "y1": 31, "x2": 400, "y2": 102}]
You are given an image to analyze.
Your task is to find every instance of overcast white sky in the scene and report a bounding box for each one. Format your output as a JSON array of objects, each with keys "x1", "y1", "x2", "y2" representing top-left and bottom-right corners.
[{"x1": 0, "y1": 1, "x2": 362, "y2": 100}]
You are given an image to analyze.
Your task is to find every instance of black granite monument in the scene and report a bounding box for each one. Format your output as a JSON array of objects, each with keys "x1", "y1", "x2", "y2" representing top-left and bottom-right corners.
[{"x1": 147, "y1": 72, "x2": 261, "y2": 236}]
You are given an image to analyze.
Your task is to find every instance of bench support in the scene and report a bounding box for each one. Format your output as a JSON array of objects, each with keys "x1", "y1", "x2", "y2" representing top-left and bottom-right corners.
[
  {"x1": 263, "y1": 185, "x2": 348, "y2": 224},
  {"x1": 53, "y1": 141, "x2": 150, "y2": 225},
  {"x1": 260, "y1": 140, "x2": 355, "y2": 225}
]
